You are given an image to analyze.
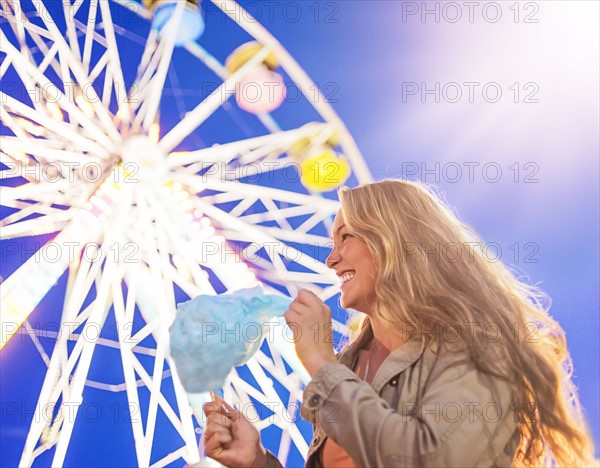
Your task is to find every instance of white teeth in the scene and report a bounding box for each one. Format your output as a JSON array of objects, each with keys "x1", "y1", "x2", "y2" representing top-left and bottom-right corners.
[{"x1": 340, "y1": 273, "x2": 355, "y2": 284}]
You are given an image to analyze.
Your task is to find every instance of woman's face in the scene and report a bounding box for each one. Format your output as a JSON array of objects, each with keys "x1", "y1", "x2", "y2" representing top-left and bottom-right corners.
[{"x1": 326, "y1": 211, "x2": 378, "y2": 314}]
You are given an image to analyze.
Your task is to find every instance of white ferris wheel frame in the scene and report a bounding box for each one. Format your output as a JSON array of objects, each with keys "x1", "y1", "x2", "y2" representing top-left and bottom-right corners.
[{"x1": 0, "y1": 1, "x2": 372, "y2": 466}]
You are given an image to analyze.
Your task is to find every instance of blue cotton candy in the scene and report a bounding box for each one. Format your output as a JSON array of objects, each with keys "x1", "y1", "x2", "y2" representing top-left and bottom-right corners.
[{"x1": 169, "y1": 286, "x2": 292, "y2": 393}]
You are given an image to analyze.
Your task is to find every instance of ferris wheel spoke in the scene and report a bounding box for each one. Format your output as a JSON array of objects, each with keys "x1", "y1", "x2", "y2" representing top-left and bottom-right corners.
[
  {"x1": 19, "y1": 301, "x2": 96, "y2": 465},
  {"x1": 51, "y1": 258, "x2": 124, "y2": 466},
  {"x1": 81, "y1": 0, "x2": 99, "y2": 72},
  {"x1": 63, "y1": 1, "x2": 83, "y2": 62},
  {"x1": 0, "y1": 181, "x2": 130, "y2": 352},
  {"x1": 159, "y1": 44, "x2": 274, "y2": 153},
  {"x1": 114, "y1": 268, "x2": 197, "y2": 464},
  {"x1": 0, "y1": 1, "x2": 38, "y2": 70},
  {"x1": 20, "y1": 242, "x2": 121, "y2": 465},
  {"x1": 1, "y1": 180, "x2": 74, "y2": 203},
  {"x1": 0, "y1": 4, "x2": 53, "y2": 86},
  {"x1": 0, "y1": 210, "x2": 71, "y2": 239},
  {"x1": 1, "y1": 135, "x2": 103, "y2": 164},
  {"x1": 220, "y1": 222, "x2": 331, "y2": 248},
  {"x1": 0, "y1": 196, "x2": 69, "y2": 221},
  {"x1": 190, "y1": 198, "x2": 336, "y2": 284},
  {"x1": 141, "y1": 185, "x2": 254, "y2": 291},
  {"x1": 37, "y1": 41, "x2": 62, "y2": 77},
  {"x1": 140, "y1": 2, "x2": 185, "y2": 131},
  {"x1": 221, "y1": 198, "x2": 326, "y2": 226},
  {"x1": 129, "y1": 203, "x2": 187, "y2": 465},
  {"x1": 184, "y1": 41, "x2": 227, "y2": 80},
  {"x1": 225, "y1": 362, "x2": 310, "y2": 460},
  {"x1": 104, "y1": 277, "x2": 146, "y2": 464},
  {"x1": 0, "y1": 91, "x2": 112, "y2": 158},
  {"x1": 49, "y1": 192, "x2": 134, "y2": 464},
  {"x1": 0, "y1": 55, "x2": 11, "y2": 79},
  {"x1": 97, "y1": 0, "x2": 132, "y2": 124},
  {"x1": 129, "y1": 191, "x2": 175, "y2": 309},
  {"x1": 176, "y1": 173, "x2": 338, "y2": 210},
  {"x1": 87, "y1": 49, "x2": 109, "y2": 84},
  {"x1": 0, "y1": 1, "x2": 20, "y2": 38},
  {"x1": 0, "y1": 180, "x2": 89, "y2": 216},
  {"x1": 178, "y1": 175, "x2": 338, "y2": 253},
  {"x1": 138, "y1": 207, "x2": 215, "y2": 296},
  {"x1": 0, "y1": 108, "x2": 33, "y2": 141},
  {"x1": 23, "y1": 1, "x2": 122, "y2": 142},
  {"x1": 167, "y1": 122, "x2": 330, "y2": 172},
  {"x1": 0, "y1": 28, "x2": 58, "y2": 117},
  {"x1": 176, "y1": 174, "x2": 338, "y2": 267},
  {"x1": 129, "y1": 31, "x2": 160, "y2": 116}
]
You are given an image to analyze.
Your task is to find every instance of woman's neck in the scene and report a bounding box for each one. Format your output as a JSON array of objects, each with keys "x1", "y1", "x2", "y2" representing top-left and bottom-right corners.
[{"x1": 369, "y1": 316, "x2": 408, "y2": 352}]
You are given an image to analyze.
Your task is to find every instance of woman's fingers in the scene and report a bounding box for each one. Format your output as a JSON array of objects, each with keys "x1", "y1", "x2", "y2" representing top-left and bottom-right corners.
[
  {"x1": 290, "y1": 290, "x2": 330, "y2": 315},
  {"x1": 203, "y1": 401, "x2": 239, "y2": 423},
  {"x1": 204, "y1": 424, "x2": 232, "y2": 442},
  {"x1": 201, "y1": 397, "x2": 263, "y2": 467},
  {"x1": 204, "y1": 428, "x2": 233, "y2": 456},
  {"x1": 204, "y1": 414, "x2": 232, "y2": 440},
  {"x1": 295, "y1": 289, "x2": 324, "y2": 307}
]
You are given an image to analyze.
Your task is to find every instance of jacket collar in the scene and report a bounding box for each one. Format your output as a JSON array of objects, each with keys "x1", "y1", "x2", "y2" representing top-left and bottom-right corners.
[{"x1": 337, "y1": 318, "x2": 428, "y2": 393}]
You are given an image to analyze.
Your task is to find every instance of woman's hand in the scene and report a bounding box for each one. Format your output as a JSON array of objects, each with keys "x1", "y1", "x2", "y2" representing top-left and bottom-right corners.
[
  {"x1": 202, "y1": 398, "x2": 267, "y2": 468},
  {"x1": 283, "y1": 289, "x2": 337, "y2": 377}
]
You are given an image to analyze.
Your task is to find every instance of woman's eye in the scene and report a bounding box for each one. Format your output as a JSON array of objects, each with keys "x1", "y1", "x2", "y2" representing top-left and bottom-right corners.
[{"x1": 341, "y1": 233, "x2": 353, "y2": 241}]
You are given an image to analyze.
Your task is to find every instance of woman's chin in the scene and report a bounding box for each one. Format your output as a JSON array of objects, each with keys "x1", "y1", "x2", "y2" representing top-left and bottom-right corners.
[{"x1": 339, "y1": 293, "x2": 353, "y2": 310}]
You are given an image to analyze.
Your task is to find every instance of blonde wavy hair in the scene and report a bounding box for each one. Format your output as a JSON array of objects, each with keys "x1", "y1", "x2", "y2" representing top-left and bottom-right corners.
[{"x1": 338, "y1": 179, "x2": 595, "y2": 467}]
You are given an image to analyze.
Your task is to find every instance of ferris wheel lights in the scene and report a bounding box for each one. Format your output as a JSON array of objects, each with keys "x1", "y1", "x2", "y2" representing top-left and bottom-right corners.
[
  {"x1": 203, "y1": 226, "x2": 216, "y2": 238},
  {"x1": 236, "y1": 67, "x2": 286, "y2": 114},
  {"x1": 148, "y1": 123, "x2": 161, "y2": 144},
  {"x1": 16, "y1": 118, "x2": 45, "y2": 137},
  {"x1": 46, "y1": 102, "x2": 64, "y2": 121},
  {"x1": 150, "y1": 1, "x2": 205, "y2": 46},
  {"x1": 299, "y1": 148, "x2": 351, "y2": 192},
  {"x1": 172, "y1": 254, "x2": 188, "y2": 276},
  {"x1": 4, "y1": 150, "x2": 29, "y2": 164},
  {"x1": 0, "y1": 300, "x2": 24, "y2": 349},
  {"x1": 116, "y1": 107, "x2": 130, "y2": 122},
  {"x1": 74, "y1": 95, "x2": 95, "y2": 119}
]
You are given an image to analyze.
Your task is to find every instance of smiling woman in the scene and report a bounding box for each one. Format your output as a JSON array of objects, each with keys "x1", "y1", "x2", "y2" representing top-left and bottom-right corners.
[{"x1": 203, "y1": 178, "x2": 595, "y2": 468}]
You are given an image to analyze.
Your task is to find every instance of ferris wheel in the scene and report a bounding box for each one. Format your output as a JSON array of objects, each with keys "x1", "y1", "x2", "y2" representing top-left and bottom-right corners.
[{"x1": 0, "y1": 1, "x2": 372, "y2": 466}]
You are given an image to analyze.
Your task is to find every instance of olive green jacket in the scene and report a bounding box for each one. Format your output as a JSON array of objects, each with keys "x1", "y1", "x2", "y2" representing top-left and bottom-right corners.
[{"x1": 266, "y1": 322, "x2": 518, "y2": 467}]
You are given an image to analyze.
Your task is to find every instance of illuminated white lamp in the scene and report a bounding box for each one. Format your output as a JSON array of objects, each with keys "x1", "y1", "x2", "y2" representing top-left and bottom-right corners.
[{"x1": 119, "y1": 132, "x2": 168, "y2": 184}]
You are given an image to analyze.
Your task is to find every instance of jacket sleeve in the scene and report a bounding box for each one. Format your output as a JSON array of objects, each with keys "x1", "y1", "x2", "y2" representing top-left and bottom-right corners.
[{"x1": 300, "y1": 353, "x2": 517, "y2": 467}]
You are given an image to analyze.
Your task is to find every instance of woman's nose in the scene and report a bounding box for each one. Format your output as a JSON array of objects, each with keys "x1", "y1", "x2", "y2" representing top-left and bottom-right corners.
[{"x1": 326, "y1": 245, "x2": 340, "y2": 269}]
